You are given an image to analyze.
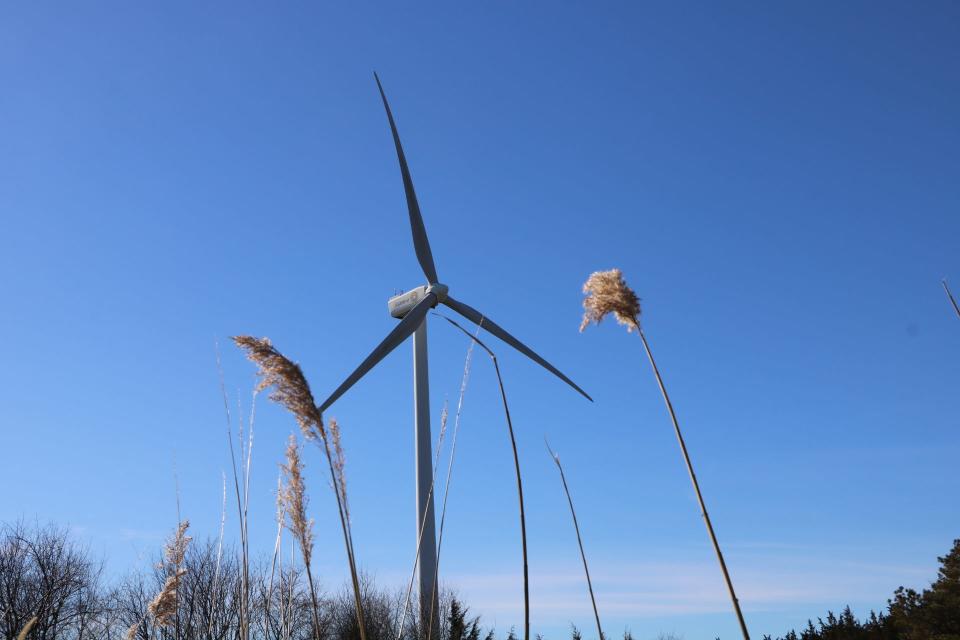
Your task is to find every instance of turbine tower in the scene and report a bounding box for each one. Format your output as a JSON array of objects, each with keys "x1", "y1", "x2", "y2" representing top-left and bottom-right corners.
[{"x1": 318, "y1": 73, "x2": 592, "y2": 634}]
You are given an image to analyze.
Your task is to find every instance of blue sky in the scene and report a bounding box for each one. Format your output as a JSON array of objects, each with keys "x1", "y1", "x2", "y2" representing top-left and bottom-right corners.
[{"x1": 2, "y1": 2, "x2": 959, "y2": 638}]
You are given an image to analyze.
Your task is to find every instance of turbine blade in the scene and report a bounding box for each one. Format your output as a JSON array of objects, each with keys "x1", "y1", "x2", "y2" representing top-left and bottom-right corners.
[
  {"x1": 318, "y1": 292, "x2": 437, "y2": 413},
  {"x1": 374, "y1": 72, "x2": 440, "y2": 285},
  {"x1": 442, "y1": 295, "x2": 593, "y2": 402}
]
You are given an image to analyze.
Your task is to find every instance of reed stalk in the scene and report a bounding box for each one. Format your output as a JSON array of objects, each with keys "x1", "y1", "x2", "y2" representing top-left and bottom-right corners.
[
  {"x1": 425, "y1": 326, "x2": 478, "y2": 640},
  {"x1": 544, "y1": 440, "x2": 603, "y2": 640},
  {"x1": 580, "y1": 269, "x2": 750, "y2": 640},
  {"x1": 944, "y1": 279, "x2": 960, "y2": 320},
  {"x1": 216, "y1": 342, "x2": 251, "y2": 640},
  {"x1": 316, "y1": 423, "x2": 367, "y2": 640},
  {"x1": 266, "y1": 470, "x2": 287, "y2": 640},
  {"x1": 395, "y1": 402, "x2": 450, "y2": 640},
  {"x1": 437, "y1": 313, "x2": 530, "y2": 640},
  {"x1": 233, "y1": 336, "x2": 368, "y2": 640},
  {"x1": 241, "y1": 391, "x2": 256, "y2": 639},
  {"x1": 209, "y1": 472, "x2": 227, "y2": 638}
]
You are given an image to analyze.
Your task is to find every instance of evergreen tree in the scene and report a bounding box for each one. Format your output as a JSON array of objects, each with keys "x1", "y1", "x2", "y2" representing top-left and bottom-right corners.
[
  {"x1": 888, "y1": 538, "x2": 960, "y2": 639},
  {"x1": 769, "y1": 539, "x2": 960, "y2": 640}
]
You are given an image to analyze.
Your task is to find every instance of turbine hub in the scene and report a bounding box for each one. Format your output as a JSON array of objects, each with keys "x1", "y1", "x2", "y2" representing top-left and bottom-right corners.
[{"x1": 426, "y1": 283, "x2": 449, "y2": 303}]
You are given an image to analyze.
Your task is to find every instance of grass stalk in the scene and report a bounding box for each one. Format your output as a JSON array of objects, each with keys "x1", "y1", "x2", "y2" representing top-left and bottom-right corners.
[
  {"x1": 233, "y1": 336, "x2": 367, "y2": 640},
  {"x1": 209, "y1": 472, "x2": 227, "y2": 638},
  {"x1": 635, "y1": 323, "x2": 749, "y2": 640},
  {"x1": 321, "y1": 419, "x2": 369, "y2": 640},
  {"x1": 173, "y1": 465, "x2": 182, "y2": 640},
  {"x1": 241, "y1": 391, "x2": 256, "y2": 640},
  {"x1": 580, "y1": 268, "x2": 749, "y2": 640},
  {"x1": 437, "y1": 314, "x2": 530, "y2": 640},
  {"x1": 395, "y1": 403, "x2": 450, "y2": 640},
  {"x1": 266, "y1": 470, "x2": 286, "y2": 640},
  {"x1": 425, "y1": 327, "x2": 478, "y2": 639},
  {"x1": 216, "y1": 342, "x2": 250, "y2": 640},
  {"x1": 544, "y1": 440, "x2": 603, "y2": 640}
]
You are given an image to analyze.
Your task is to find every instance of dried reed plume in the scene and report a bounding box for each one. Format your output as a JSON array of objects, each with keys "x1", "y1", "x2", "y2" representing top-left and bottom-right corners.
[
  {"x1": 436, "y1": 314, "x2": 531, "y2": 640},
  {"x1": 580, "y1": 269, "x2": 641, "y2": 332},
  {"x1": 149, "y1": 520, "x2": 192, "y2": 628},
  {"x1": 545, "y1": 440, "x2": 603, "y2": 640},
  {"x1": 233, "y1": 336, "x2": 325, "y2": 442},
  {"x1": 123, "y1": 622, "x2": 139, "y2": 640},
  {"x1": 579, "y1": 269, "x2": 750, "y2": 640},
  {"x1": 944, "y1": 279, "x2": 960, "y2": 320},
  {"x1": 329, "y1": 418, "x2": 350, "y2": 524},
  {"x1": 17, "y1": 617, "x2": 37, "y2": 640},
  {"x1": 165, "y1": 519, "x2": 191, "y2": 566},
  {"x1": 282, "y1": 436, "x2": 315, "y2": 563},
  {"x1": 281, "y1": 436, "x2": 321, "y2": 638},
  {"x1": 233, "y1": 335, "x2": 367, "y2": 640},
  {"x1": 148, "y1": 574, "x2": 182, "y2": 628}
]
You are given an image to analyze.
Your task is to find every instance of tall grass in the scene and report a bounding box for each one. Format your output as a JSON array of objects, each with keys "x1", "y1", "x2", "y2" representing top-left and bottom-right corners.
[
  {"x1": 395, "y1": 326, "x2": 479, "y2": 640},
  {"x1": 396, "y1": 402, "x2": 450, "y2": 640},
  {"x1": 210, "y1": 472, "x2": 227, "y2": 638},
  {"x1": 426, "y1": 326, "x2": 479, "y2": 639},
  {"x1": 265, "y1": 470, "x2": 288, "y2": 638},
  {"x1": 544, "y1": 440, "x2": 603, "y2": 640},
  {"x1": 280, "y1": 435, "x2": 323, "y2": 638},
  {"x1": 217, "y1": 341, "x2": 252, "y2": 640},
  {"x1": 580, "y1": 269, "x2": 750, "y2": 640},
  {"x1": 233, "y1": 336, "x2": 368, "y2": 640}
]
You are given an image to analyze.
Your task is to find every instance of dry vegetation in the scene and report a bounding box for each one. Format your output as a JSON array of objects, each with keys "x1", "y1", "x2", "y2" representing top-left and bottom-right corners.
[{"x1": 580, "y1": 269, "x2": 749, "y2": 640}]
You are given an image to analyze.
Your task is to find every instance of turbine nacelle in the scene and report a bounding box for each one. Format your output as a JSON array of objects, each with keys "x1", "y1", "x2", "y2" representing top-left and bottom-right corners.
[{"x1": 388, "y1": 284, "x2": 449, "y2": 319}]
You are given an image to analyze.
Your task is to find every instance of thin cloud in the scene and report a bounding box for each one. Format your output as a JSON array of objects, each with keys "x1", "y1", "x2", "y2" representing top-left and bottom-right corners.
[
  {"x1": 118, "y1": 528, "x2": 165, "y2": 542},
  {"x1": 444, "y1": 553, "x2": 931, "y2": 621}
]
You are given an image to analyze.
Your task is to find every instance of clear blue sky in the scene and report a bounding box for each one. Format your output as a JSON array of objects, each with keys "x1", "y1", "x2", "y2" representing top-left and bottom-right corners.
[{"x1": 2, "y1": 3, "x2": 959, "y2": 639}]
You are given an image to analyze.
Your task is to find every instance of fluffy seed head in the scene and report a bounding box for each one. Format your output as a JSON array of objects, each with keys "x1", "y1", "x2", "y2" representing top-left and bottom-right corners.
[
  {"x1": 164, "y1": 520, "x2": 191, "y2": 567},
  {"x1": 580, "y1": 269, "x2": 641, "y2": 332},
  {"x1": 329, "y1": 418, "x2": 349, "y2": 522},
  {"x1": 148, "y1": 570, "x2": 186, "y2": 627},
  {"x1": 438, "y1": 401, "x2": 449, "y2": 445},
  {"x1": 233, "y1": 336, "x2": 325, "y2": 442},
  {"x1": 148, "y1": 520, "x2": 191, "y2": 628},
  {"x1": 124, "y1": 622, "x2": 139, "y2": 640},
  {"x1": 281, "y1": 435, "x2": 314, "y2": 561}
]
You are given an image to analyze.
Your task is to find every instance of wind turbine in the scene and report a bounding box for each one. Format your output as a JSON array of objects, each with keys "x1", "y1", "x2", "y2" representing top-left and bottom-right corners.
[{"x1": 318, "y1": 73, "x2": 592, "y2": 632}]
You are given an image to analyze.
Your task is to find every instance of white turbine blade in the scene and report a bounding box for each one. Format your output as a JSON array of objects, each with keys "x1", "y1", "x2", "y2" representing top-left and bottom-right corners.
[
  {"x1": 442, "y1": 295, "x2": 592, "y2": 402},
  {"x1": 318, "y1": 292, "x2": 437, "y2": 413},
  {"x1": 374, "y1": 72, "x2": 440, "y2": 285}
]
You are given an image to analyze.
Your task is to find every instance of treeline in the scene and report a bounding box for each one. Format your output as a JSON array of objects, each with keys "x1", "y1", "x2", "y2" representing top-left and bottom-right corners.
[
  {"x1": 764, "y1": 539, "x2": 960, "y2": 640},
  {"x1": 0, "y1": 521, "x2": 480, "y2": 640},
  {"x1": 3, "y1": 520, "x2": 958, "y2": 640}
]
